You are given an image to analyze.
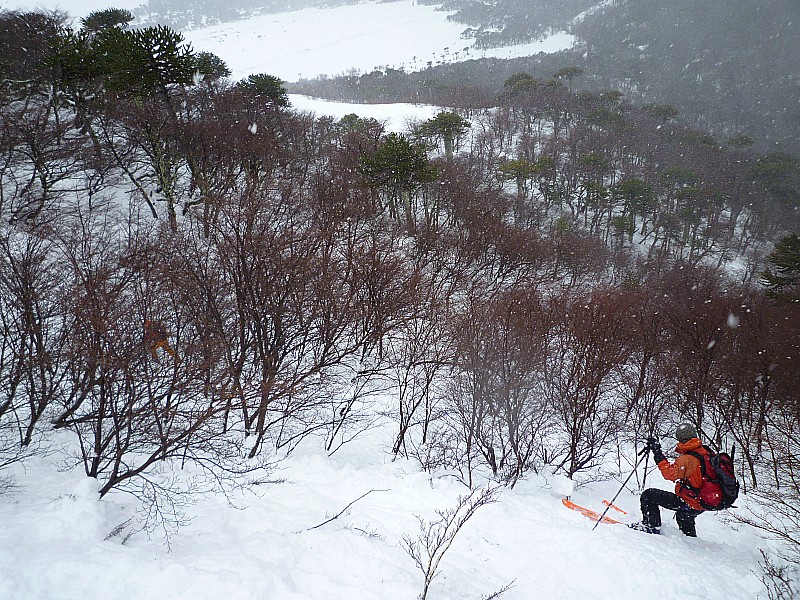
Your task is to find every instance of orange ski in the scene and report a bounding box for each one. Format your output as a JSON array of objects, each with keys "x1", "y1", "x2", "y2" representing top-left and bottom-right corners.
[
  {"x1": 602, "y1": 499, "x2": 628, "y2": 514},
  {"x1": 562, "y1": 498, "x2": 624, "y2": 525}
]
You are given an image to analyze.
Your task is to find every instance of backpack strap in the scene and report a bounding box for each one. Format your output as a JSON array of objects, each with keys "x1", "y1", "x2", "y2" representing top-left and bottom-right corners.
[
  {"x1": 681, "y1": 450, "x2": 712, "y2": 510},
  {"x1": 683, "y1": 450, "x2": 708, "y2": 482}
]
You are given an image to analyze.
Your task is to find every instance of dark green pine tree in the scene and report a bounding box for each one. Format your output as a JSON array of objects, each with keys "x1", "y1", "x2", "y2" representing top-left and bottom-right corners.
[
  {"x1": 80, "y1": 8, "x2": 134, "y2": 33},
  {"x1": 761, "y1": 233, "x2": 800, "y2": 303},
  {"x1": 643, "y1": 103, "x2": 680, "y2": 124},
  {"x1": 750, "y1": 152, "x2": 800, "y2": 206},
  {"x1": 359, "y1": 132, "x2": 438, "y2": 234},
  {"x1": 49, "y1": 27, "x2": 105, "y2": 132},
  {"x1": 236, "y1": 73, "x2": 290, "y2": 107},
  {"x1": 613, "y1": 178, "x2": 656, "y2": 241},
  {"x1": 419, "y1": 111, "x2": 470, "y2": 161},
  {"x1": 95, "y1": 24, "x2": 196, "y2": 105},
  {"x1": 48, "y1": 8, "x2": 135, "y2": 131},
  {"x1": 193, "y1": 51, "x2": 231, "y2": 82},
  {"x1": 554, "y1": 66, "x2": 583, "y2": 92}
]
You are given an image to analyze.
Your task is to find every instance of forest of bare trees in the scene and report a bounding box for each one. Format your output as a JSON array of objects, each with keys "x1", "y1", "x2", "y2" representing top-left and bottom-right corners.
[{"x1": 2, "y1": 8, "x2": 800, "y2": 590}]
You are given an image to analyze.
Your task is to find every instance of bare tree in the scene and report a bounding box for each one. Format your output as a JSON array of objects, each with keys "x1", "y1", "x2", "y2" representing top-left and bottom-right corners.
[
  {"x1": 430, "y1": 284, "x2": 553, "y2": 486},
  {"x1": 617, "y1": 281, "x2": 674, "y2": 456},
  {"x1": 402, "y1": 485, "x2": 500, "y2": 600},
  {"x1": 711, "y1": 288, "x2": 793, "y2": 488},
  {"x1": 661, "y1": 264, "x2": 734, "y2": 435},
  {"x1": 209, "y1": 189, "x2": 382, "y2": 458},
  {"x1": 1, "y1": 97, "x2": 83, "y2": 225},
  {"x1": 544, "y1": 286, "x2": 636, "y2": 478},
  {"x1": 41, "y1": 207, "x2": 267, "y2": 537},
  {"x1": 0, "y1": 227, "x2": 67, "y2": 446},
  {"x1": 384, "y1": 276, "x2": 452, "y2": 458}
]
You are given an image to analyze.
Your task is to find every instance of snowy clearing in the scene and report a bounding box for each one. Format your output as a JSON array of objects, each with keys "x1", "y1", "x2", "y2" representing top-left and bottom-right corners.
[
  {"x1": 289, "y1": 94, "x2": 439, "y2": 131},
  {"x1": 179, "y1": 1, "x2": 575, "y2": 81},
  {"x1": 0, "y1": 417, "x2": 767, "y2": 600}
]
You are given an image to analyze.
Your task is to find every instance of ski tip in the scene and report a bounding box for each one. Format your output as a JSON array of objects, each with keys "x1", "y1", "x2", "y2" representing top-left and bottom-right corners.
[{"x1": 602, "y1": 499, "x2": 628, "y2": 514}]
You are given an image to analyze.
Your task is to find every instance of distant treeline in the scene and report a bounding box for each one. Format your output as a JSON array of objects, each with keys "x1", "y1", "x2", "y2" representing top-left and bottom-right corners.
[{"x1": 290, "y1": 0, "x2": 800, "y2": 159}]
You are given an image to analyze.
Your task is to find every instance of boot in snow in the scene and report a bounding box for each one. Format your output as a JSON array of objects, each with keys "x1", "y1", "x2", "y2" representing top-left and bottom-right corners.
[{"x1": 628, "y1": 522, "x2": 660, "y2": 534}]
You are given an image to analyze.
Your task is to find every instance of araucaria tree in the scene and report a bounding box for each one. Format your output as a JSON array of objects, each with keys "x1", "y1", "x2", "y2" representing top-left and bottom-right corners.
[
  {"x1": 359, "y1": 132, "x2": 438, "y2": 234},
  {"x1": 761, "y1": 233, "x2": 800, "y2": 303},
  {"x1": 419, "y1": 111, "x2": 471, "y2": 161}
]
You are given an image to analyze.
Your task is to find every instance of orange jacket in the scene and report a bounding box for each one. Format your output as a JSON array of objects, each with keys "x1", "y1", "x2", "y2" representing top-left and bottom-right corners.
[{"x1": 656, "y1": 437, "x2": 707, "y2": 510}]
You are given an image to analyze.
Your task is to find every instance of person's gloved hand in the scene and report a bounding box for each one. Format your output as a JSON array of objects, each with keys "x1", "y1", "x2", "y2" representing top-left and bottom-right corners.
[
  {"x1": 639, "y1": 437, "x2": 654, "y2": 456},
  {"x1": 647, "y1": 436, "x2": 666, "y2": 463}
]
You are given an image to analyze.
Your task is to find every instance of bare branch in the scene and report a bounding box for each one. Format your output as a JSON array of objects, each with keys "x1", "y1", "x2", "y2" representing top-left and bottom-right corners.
[{"x1": 303, "y1": 488, "x2": 388, "y2": 532}]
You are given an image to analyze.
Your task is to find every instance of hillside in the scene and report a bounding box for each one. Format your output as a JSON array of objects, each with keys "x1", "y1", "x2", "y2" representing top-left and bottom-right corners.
[
  {"x1": 573, "y1": 0, "x2": 800, "y2": 155},
  {"x1": 0, "y1": 417, "x2": 769, "y2": 600},
  {"x1": 27, "y1": 0, "x2": 798, "y2": 156},
  {"x1": 1, "y1": 4, "x2": 800, "y2": 599}
]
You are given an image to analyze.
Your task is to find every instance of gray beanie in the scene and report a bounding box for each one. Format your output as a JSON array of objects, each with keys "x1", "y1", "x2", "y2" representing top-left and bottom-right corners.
[{"x1": 675, "y1": 422, "x2": 698, "y2": 443}]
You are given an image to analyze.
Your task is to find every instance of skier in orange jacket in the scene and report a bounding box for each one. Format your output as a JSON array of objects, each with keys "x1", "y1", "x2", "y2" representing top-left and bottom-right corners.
[{"x1": 629, "y1": 423, "x2": 706, "y2": 537}]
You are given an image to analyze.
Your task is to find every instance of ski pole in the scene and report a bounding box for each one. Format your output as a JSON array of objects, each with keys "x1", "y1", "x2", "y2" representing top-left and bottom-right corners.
[
  {"x1": 641, "y1": 433, "x2": 652, "y2": 490},
  {"x1": 592, "y1": 447, "x2": 647, "y2": 531}
]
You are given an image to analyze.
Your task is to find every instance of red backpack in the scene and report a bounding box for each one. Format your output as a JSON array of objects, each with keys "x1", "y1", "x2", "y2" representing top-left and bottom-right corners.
[{"x1": 683, "y1": 446, "x2": 740, "y2": 510}]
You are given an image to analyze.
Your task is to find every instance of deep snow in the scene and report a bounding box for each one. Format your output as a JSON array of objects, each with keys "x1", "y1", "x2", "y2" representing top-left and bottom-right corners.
[{"x1": 0, "y1": 417, "x2": 768, "y2": 600}]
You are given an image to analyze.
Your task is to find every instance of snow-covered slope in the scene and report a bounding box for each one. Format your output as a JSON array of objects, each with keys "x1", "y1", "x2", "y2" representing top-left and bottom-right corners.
[
  {"x1": 0, "y1": 417, "x2": 767, "y2": 600},
  {"x1": 0, "y1": 3, "x2": 779, "y2": 598}
]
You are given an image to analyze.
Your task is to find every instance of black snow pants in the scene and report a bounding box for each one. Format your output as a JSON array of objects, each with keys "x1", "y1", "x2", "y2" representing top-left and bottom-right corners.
[{"x1": 640, "y1": 488, "x2": 703, "y2": 537}]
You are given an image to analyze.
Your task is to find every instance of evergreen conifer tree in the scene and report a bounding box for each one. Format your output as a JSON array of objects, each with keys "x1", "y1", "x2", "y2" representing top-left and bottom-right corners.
[
  {"x1": 236, "y1": 73, "x2": 289, "y2": 107},
  {"x1": 761, "y1": 233, "x2": 800, "y2": 303}
]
